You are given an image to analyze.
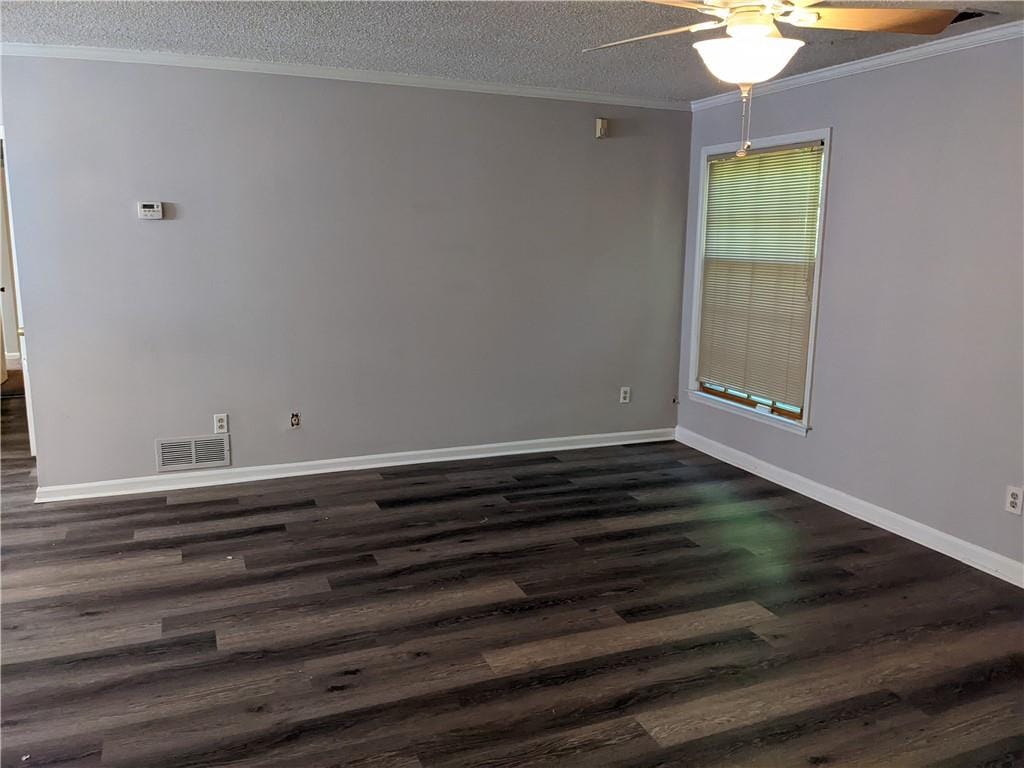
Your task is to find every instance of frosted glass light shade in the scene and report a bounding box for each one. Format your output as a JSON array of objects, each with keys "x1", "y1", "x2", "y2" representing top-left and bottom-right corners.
[{"x1": 693, "y1": 36, "x2": 804, "y2": 84}]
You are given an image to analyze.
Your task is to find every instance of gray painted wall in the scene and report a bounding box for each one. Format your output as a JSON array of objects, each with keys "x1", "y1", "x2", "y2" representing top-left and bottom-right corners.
[
  {"x1": 2, "y1": 56, "x2": 689, "y2": 487},
  {"x1": 678, "y1": 38, "x2": 1024, "y2": 562}
]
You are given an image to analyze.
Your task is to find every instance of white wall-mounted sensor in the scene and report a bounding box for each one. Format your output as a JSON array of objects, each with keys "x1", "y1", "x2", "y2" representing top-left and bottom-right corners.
[
  {"x1": 137, "y1": 201, "x2": 163, "y2": 220},
  {"x1": 595, "y1": 118, "x2": 609, "y2": 139}
]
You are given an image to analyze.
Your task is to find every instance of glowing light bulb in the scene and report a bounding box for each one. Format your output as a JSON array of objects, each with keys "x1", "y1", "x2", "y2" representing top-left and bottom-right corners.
[{"x1": 694, "y1": 35, "x2": 804, "y2": 85}]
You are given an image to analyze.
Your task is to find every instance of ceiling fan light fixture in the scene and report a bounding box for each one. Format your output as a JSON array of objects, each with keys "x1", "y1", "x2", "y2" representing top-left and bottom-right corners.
[{"x1": 693, "y1": 35, "x2": 804, "y2": 85}]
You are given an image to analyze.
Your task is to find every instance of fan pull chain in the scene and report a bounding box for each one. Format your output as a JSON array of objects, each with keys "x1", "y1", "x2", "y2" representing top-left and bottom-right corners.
[{"x1": 737, "y1": 84, "x2": 753, "y2": 158}]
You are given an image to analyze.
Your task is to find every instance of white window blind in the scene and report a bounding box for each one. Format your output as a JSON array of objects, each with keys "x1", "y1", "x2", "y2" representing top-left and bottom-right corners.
[{"x1": 697, "y1": 142, "x2": 824, "y2": 414}]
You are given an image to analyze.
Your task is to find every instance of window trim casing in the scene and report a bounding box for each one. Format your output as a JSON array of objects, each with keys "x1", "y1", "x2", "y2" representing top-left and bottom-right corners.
[{"x1": 686, "y1": 128, "x2": 832, "y2": 437}]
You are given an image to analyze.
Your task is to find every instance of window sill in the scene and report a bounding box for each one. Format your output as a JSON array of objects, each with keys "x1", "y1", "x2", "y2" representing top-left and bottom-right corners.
[{"x1": 687, "y1": 390, "x2": 809, "y2": 436}]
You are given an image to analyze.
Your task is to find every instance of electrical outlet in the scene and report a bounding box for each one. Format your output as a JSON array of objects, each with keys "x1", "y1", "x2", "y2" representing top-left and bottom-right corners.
[
  {"x1": 213, "y1": 413, "x2": 229, "y2": 434},
  {"x1": 1006, "y1": 485, "x2": 1023, "y2": 515},
  {"x1": 619, "y1": 386, "x2": 631, "y2": 404},
  {"x1": 289, "y1": 412, "x2": 302, "y2": 430}
]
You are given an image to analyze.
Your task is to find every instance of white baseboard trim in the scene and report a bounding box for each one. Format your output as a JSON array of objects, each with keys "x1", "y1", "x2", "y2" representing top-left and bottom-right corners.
[
  {"x1": 35, "y1": 427, "x2": 677, "y2": 503},
  {"x1": 675, "y1": 426, "x2": 1024, "y2": 588},
  {"x1": 5, "y1": 353, "x2": 21, "y2": 370}
]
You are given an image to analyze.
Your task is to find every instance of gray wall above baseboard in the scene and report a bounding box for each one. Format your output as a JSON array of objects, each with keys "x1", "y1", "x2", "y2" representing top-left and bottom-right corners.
[
  {"x1": 3, "y1": 56, "x2": 689, "y2": 487},
  {"x1": 678, "y1": 36, "x2": 1024, "y2": 563}
]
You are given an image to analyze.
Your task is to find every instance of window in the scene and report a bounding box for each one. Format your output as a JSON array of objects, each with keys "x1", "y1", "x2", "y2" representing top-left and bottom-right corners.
[{"x1": 689, "y1": 134, "x2": 827, "y2": 432}]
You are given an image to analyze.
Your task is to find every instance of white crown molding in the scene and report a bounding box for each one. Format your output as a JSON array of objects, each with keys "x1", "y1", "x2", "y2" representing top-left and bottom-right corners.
[
  {"x1": 691, "y1": 20, "x2": 1024, "y2": 111},
  {"x1": 0, "y1": 42, "x2": 692, "y2": 112},
  {"x1": 3, "y1": 21, "x2": 1021, "y2": 114},
  {"x1": 675, "y1": 427, "x2": 1024, "y2": 588},
  {"x1": 34, "y1": 426, "x2": 676, "y2": 503}
]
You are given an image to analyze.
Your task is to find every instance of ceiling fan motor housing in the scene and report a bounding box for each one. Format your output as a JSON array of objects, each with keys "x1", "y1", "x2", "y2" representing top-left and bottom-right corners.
[{"x1": 726, "y1": 8, "x2": 779, "y2": 37}]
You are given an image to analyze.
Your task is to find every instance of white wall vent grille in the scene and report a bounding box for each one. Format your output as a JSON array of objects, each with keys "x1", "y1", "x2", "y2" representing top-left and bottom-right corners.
[{"x1": 155, "y1": 434, "x2": 231, "y2": 472}]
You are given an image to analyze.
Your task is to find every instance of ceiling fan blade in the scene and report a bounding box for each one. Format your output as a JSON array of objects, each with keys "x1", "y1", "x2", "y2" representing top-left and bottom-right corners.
[
  {"x1": 784, "y1": 7, "x2": 958, "y2": 34},
  {"x1": 644, "y1": 0, "x2": 728, "y2": 17},
  {"x1": 583, "y1": 20, "x2": 725, "y2": 53}
]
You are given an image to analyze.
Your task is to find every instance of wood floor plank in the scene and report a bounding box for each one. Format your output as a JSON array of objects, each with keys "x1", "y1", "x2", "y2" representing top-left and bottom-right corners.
[
  {"x1": 2, "y1": 557, "x2": 245, "y2": 603},
  {"x1": 371, "y1": 524, "x2": 598, "y2": 568},
  {"x1": 2, "y1": 620, "x2": 165, "y2": 664},
  {"x1": 425, "y1": 716, "x2": 659, "y2": 768},
  {"x1": 745, "y1": 690, "x2": 1024, "y2": 768},
  {"x1": 3, "y1": 572, "x2": 336, "y2": 644},
  {"x1": 301, "y1": 606, "x2": 625, "y2": 679},
  {"x1": 482, "y1": 601, "x2": 775, "y2": 675},
  {"x1": 750, "y1": 570, "x2": 1021, "y2": 652},
  {"x1": 242, "y1": 746, "x2": 425, "y2": 768},
  {"x1": 613, "y1": 691, "x2": 921, "y2": 768},
  {"x1": 0, "y1": 525, "x2": 69, "y2": 546},
  {"x1": 926, "y1": 733, "x2": 1024, "y2": 768},
  {"x1": 634, "y1": 619, "x2": 1024, "y2": 748},
  {"x1": 2, "y1": 653, "x2": 312, "y2": 748},
  {"x1": 1, "y1": 548, "x2": 183, "y2": 586},
  {"x1": 1, "y1": 631, "x2": 219, "y2": 704},
  {"x1": 214, "y1": 579, "x2": 527, "y2": 651}
]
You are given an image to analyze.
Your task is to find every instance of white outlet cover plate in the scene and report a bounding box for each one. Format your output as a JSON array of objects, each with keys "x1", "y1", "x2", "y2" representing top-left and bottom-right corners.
[
  {"x1": 213, "y1": 413, "x2": 229, "y2": 434},
  {"x1": 1006, "y1": 485, "x2": 1023, "y2": 515}
]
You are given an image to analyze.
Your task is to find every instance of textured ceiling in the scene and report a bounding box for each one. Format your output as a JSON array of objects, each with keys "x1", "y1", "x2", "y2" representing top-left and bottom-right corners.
[{"x1": 1, "y1": 1, "x2": 1021, "y2": 102}]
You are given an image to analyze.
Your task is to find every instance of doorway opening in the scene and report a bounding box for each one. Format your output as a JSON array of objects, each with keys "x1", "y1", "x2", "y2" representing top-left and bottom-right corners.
[{"x1": 1, "y1": 133, "x2": 36, "y2": 456}]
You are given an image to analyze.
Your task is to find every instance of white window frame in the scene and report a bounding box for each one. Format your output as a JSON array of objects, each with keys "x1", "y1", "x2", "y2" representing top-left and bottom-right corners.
[{"x1": 686, "y1": 128, "x2": 832, "y2": 437}]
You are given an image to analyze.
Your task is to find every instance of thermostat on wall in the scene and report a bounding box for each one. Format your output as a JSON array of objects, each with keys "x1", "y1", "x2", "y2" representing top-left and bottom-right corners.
[{"x1": 137, "y1": 201, "x2": 163, "y2": 220}]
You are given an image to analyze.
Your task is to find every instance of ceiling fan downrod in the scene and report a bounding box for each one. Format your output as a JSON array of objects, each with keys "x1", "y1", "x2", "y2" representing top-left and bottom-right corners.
[{"x1": 737, "y1": 84, "x2": 753, "y2": 157}]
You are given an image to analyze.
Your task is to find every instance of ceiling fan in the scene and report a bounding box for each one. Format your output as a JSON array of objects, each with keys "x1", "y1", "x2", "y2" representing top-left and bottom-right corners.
[{"x1": 586, "y1": 1, "x2": 978, "y2": 155}]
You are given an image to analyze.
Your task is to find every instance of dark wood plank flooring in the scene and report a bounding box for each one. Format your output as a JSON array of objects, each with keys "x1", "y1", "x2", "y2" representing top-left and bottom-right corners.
[{"x1": 2, "y1": 395, "x2": 1022, "y2": 767}]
